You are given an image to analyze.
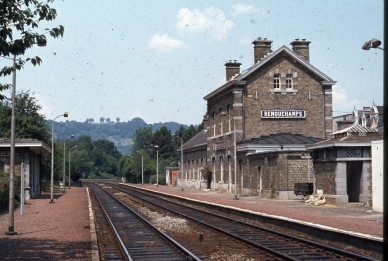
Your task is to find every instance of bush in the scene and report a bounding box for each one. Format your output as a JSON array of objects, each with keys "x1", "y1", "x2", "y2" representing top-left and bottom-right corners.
[
  {"x1": 0, "y1": 172, "x2": 21, "y2": 212},
  {"x1": 0, "y1": 176, "x2": 8, "y2": 212},
  {"x1": 149, "y1": 174, "x2": 166, "y2": 185}
]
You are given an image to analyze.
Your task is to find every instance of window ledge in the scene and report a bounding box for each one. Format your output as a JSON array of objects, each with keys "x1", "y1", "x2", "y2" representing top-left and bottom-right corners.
[{"x1": 270, "y1": 89, "x2": 298, "y2": 94}]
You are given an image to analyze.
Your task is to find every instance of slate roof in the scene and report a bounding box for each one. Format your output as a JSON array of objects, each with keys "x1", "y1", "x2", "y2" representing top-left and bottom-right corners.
[
  {"x1": 204, "y1": 45, "x2": 336, "y2": 101},
  {"x1": 235, "y1": 45, "x2": 335, "y2": 83},
  {"x1": 182, "y1": 129, "x2": 207, "y2": 150},
  {"x1": 247, "y1": 133, "x2": 322, "y2": 145}
]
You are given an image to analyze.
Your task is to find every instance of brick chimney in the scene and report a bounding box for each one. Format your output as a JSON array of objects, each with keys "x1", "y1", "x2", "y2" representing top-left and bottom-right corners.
[
  {"x1": 290, "y1": 38, "x2": 311, "y2": 62},
  {"x1": 225, "y1": 60, "x2": 241, "y2": 81},
  {"x1": 252, "y1": 37, "x2": 272, "y2": 63}
]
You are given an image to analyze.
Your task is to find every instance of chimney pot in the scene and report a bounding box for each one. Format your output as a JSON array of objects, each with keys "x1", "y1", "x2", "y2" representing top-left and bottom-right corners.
[
  {"x1": 252, "y1": 37, "x2": 273, "y2": 63},
  {"x1": 290, "y1": 38, "x2": 311, "y2": 62},
  {"x1": 225, "y1": 60, "x2": 241, "y2": 81}
]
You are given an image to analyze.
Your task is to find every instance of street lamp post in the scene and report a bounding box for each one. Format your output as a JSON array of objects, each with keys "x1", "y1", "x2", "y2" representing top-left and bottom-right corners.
[
  {"x1": 151, "y1": 145, "x2": 159, "y2": 186},
  {"x1": 63, "y1": 134, "x2": 74, "y2": 192},
  {"x1": 50, "y1": 113, "x2": 68, "y2": 203},
  {"x1": 6, "y1": 55, "x2": 17, "y2": 235},
  {"x1": 68, "y1": 146, "x2": 77, "y2": 188},
  {"x1": 5, "y1": 35, "x2": 46, "y2": 235},
  {"x1": 137, "y1": 151, "x2": 144, "y2": 184},
  {"x1": 362, "y1": 38, "x2": 384, "y2": 51}
]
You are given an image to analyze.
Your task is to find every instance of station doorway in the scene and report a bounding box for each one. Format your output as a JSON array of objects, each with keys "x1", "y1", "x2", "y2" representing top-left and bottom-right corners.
[{"x1": 346, "y1": 161, "x2": 362, "y2": 202}]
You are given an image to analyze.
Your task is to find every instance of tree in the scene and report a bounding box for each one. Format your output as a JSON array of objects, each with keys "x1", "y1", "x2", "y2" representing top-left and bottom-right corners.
[
  {"x1": 152, "y1": 126, "x2": 175, "y2": 159},
  {"x1": 63, "y1": 136, "x2": 122, "y2": 180},
  {"x1": 132, "y1": 127, "x2": 153, "y2": 153},
  {"x1": 0, "y1": 0, "x2": 64, "y2": 100},
  {"x1": 0, "y1": 91, "x2": 50, "y2": 143}
]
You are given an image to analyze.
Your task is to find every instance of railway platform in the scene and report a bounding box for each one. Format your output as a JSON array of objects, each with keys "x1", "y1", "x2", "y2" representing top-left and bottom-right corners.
[
  {"x1": 0, "y1": 187, "x2": 97, "y2": 260},
  {"x1": 0, "y1": 183, "x2": 384, "y2": 260},
  {"x1": 130, "y1": 184, "x2": 384, "y2": 239}
]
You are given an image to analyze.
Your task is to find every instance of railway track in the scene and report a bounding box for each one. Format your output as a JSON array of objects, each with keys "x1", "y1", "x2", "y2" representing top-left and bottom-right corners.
[
  {"x1": 109, "y1": 183, "x2": 380, "y2": 261},
  {"x1": 88, "y1": 183, "x2": 201, "y2": 260}
]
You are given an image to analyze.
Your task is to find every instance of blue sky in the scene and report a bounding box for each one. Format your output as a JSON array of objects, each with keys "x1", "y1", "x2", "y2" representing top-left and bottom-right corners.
[{"x1": 3, "y1": 0, "x2": 384, "y2": 125}]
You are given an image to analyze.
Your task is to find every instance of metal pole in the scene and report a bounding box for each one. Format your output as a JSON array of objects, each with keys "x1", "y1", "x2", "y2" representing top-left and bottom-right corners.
[
  {"x1": 156, "y1": 149, "x2": 159, "y2": 186},
  {"x1": 68, "y1": 151, "x2": 71, "y2": 188},
  {"x1": 180, "y1": 137, "x2": 184, "y2": 191},
  {"x1": 50, "y1": 122, "x2": 55, "y2": 203},
  {"x1": 50, "y1": 113, "x2": 68, "y2": 203},
  {"x1": 141, "y1": 153, "x2": 144, "y2": 184},
  {"x1": 233, "y1": 118, "x2": 238, "y2": 200},
  {"x1": 20, "y1": 163, "x2": 24, "y2": 215},
  {"x1": 63, "y1": 135, "x2": 73, "y2": 191},
  {"x1": 68, "y1": 146, "x2": 77, "y2": 188},
  {"x1": 7, "y1": 55, "x2": 17, "y2": 235},
  {"x1": 63, "y1": 140, "x2": 66, "y2": 193},
  {"x1": 69, "y1": 150, "x2": 71, "y2": 188}
]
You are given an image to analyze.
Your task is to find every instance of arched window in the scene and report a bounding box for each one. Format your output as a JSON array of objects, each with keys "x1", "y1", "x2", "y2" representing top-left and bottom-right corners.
[
  {"x1": 212, "y1": 111, "x2": 216, "y2": 136},
  {"x1": 220, "y1": 156, "x2": 224, "y2": 182},
  {"x1": 227, "y1": 104, "x2": 231, "y2": 132}
]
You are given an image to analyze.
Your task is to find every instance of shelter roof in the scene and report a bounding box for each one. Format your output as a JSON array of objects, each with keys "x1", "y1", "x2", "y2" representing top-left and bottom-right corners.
[{"x1": 0, "y1": 138, "x2": 51, "y2": 154}]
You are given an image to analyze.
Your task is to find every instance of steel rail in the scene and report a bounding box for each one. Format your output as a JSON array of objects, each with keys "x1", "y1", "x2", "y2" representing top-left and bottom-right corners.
[
  {"x1": 90, "y1": 183, "x2": 201, "y2": 261},
  {"x1": 116, "y1": 184, "x2": 380, "y2": 261},
  {"x1": 89, "y1": 183, "x2": 132, "y2": 260}
]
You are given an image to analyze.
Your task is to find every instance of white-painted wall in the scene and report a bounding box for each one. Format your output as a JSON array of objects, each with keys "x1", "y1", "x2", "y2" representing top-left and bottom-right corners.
[{"x1": 372, "y1": 140, "x2": 384, "y2": 212}]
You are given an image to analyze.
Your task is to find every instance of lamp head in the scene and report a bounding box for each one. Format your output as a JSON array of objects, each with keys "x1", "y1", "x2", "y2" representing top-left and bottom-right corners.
[
  {"x1": 362, "y1": 38, "x2": 382, "y2": 50},
  {"x1": 64, "y1": 112, "x2": 68, "y2": 117},
  {"x1": 371, "y1": 39, "x2": 382, "y2": 48}
]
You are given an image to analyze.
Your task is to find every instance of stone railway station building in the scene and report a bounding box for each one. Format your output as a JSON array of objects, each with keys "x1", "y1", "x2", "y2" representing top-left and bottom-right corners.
[{"x1": 175, "y1": 37, "x2": 383, "y2": 206}]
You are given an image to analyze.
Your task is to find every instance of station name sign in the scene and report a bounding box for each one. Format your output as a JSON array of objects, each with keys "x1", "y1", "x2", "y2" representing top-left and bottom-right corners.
[{"x1": 261, "y1": 110, "x2": 306, "y2": 119}]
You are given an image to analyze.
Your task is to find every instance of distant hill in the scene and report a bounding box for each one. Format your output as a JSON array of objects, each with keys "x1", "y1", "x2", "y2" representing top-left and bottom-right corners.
[{"x1": 49, "y1": 117, "x2": 186, "y2": 155}]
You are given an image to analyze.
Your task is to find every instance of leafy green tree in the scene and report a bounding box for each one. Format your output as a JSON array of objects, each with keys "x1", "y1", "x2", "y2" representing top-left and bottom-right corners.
[
  {"x1": 152, "y1": 126, "x2": 175, "y2": 159},
  {"x1": 0, "y1": 91, "x2": 50, "y2": 143},
  {"x1": 77, "y1": 135, "x2": 93, "y2": 153},
  {"x1": 132, "y1": 127, "x2": 153, "y2": 153},
  {"x1": 183, "y1": 124, "x2": 199, "y2": 142},
  {"x1": 90, "y1": 139, "x2": 121, "y2": 175},
  {"x1": 65, "y1": 136, "x2": 122, "y2": 181},
  {"x1": 0, "y1": 0, "x2": 64, "y2": 99}
]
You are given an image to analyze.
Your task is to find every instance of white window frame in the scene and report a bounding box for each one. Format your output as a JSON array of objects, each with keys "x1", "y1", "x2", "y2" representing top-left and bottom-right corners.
[
  {"x1": 286, "y1": 73, "x2": 293, "y2": 89},
  {"x1": 273, "y1": 73, "x2": 281, "y2": 89}
]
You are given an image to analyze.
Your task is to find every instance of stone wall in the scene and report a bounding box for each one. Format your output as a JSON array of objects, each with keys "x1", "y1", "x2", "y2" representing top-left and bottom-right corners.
[
  {"x1": 246, "y1": 152, "x2": 311, "y2": 197},
  {"x1": 244, "y1": 56, "x2": 330, "y2": 140},
  {"x1": 313, "y1": 161, "x2": 337, "y2": 195}
]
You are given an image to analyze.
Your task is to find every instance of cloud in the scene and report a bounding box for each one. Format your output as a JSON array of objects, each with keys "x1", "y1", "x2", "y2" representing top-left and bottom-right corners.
[
  {"x1": 148, "y1": 33, "x2": 187, "y2": 53},
  {"x1": 232, "y1": 4, "x2": 269, "y2": 17},
  {"x1": 332, "y1": 85, "x2": 359, "y2": 114},
  {"x1": 176, "y1": 7, "x2": 234, "y2": 40},
  {"x1": 232, "y1": 4, "x2": 254, "y2": 14}
]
